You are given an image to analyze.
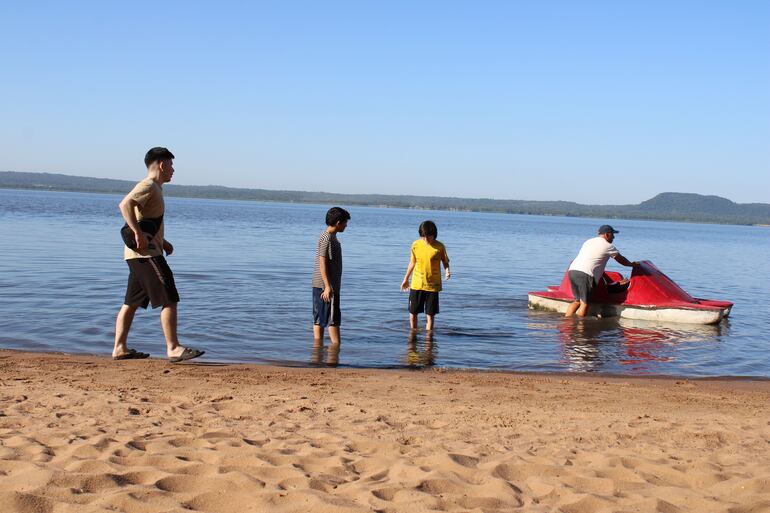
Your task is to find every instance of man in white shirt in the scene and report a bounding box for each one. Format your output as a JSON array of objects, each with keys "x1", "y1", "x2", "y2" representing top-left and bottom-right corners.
[{"x1": 565, "y1": 225, "x2": 639, "y2": 317}]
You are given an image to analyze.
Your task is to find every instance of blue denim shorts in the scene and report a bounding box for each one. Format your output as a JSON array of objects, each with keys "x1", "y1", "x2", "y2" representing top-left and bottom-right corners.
[{"x1": 312, "y1": 287, "x2": 341, "y2": 327}]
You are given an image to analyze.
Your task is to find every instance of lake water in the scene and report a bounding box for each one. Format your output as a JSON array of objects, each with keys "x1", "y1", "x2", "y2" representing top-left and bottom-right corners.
[{"x1": 1, "y1": 188, "x2": 769, "y2": 378}]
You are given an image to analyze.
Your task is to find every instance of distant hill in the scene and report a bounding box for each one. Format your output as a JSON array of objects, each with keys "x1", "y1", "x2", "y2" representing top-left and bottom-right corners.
[
  {"x1": 1, "y1": 171, "x2": 769, "y2": 226},
  {"x1": 629, "y1": 192, "x2": 770, "y2": 224}
]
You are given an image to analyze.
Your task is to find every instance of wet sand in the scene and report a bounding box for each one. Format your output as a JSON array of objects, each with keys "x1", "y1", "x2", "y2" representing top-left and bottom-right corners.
[{"x1": 1, "y1": 350, "x2": 769, "y2": 513}]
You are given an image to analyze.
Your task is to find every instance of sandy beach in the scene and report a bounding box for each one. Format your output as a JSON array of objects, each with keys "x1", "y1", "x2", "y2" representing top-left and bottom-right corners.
[{"x1": 1, "y1": 350, "x2": 768, "y2": 513}]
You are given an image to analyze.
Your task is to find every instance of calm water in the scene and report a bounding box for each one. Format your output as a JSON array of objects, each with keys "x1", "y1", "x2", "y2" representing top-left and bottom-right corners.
[{"x1": 1, "y1": 188, "x2": 769, "y2": 377}]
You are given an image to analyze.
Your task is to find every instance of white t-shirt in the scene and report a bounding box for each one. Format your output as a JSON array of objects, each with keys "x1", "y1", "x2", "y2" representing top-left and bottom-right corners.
[{"x1": 568, "y1": 236, "x2": 619, "y2": 284}]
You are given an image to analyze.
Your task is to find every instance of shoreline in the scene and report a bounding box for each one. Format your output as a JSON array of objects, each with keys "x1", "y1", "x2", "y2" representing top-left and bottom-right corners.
[
  {"x1": 3, "y1": 348, "x2": 770, "y2": 382},
  {"x1": 1, "y1": 350, "x2": 769, "y2": 512}
]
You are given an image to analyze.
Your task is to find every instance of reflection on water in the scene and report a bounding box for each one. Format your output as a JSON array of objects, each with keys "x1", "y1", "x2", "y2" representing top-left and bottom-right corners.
[
  {"x1": 311, "y1": 340, "x2": 340, "y2": 367},
  {"x1": 553, "y1": 316, "x2": 727, "y2": 373},
  {"x1": 617, "y1": 317, "x2": 727, "y2": 337},
  {"x1": 405, "y1": 330, "x2": 437, "y2": 368},
  {"x1": 556, "y1": 318, "x2": 608, "y2": 372},
  {"x1": 618, "y1": 318, "x2": 726, "y2": 372}
]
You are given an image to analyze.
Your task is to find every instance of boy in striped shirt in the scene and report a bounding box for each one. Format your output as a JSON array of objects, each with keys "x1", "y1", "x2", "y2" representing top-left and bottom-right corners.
[{"x1": 311, "y1": 207, "x2": 351, "y2": 345}]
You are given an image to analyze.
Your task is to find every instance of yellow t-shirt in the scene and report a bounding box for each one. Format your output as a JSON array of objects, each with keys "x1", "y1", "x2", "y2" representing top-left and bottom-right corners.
[
  {"x1": 409, "y1": 239, "x2": 449, "y2": 292},
  {"x1": 123, "y1": 178, "x2": 165, "y2": 260}
]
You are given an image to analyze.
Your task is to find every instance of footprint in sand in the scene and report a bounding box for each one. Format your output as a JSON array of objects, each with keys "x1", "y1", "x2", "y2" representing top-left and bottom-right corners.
[
  {"x1": 119, "y1": 470, "x2": 169, "y2": 485},
  {"x1": 155, "y1": 474, "x2": 236, "y2": 493},
  {"x1": 0, "y1": 491, "x2": 54, "y2": 513},
  {"x1": 417, "y1": 478, "x2": 467, "y2": 495},
  {"x1": 448, "y1": 452, "x2": 479, "y2": 468}
]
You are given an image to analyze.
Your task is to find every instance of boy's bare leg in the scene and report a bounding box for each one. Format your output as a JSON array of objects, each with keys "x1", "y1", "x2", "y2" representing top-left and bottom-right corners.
[
  {"x1": 576, "y1": 301, "x2": 589, "y2": 317},
  {"x1": 160, "y1": 303, "x2": 183, "y2": 357},
  {"x1": 328, "y1": 325, "x2": 341, "y2": 345},
  {"x1": 426, "y1": 314, "x2": 434, "y2": 331},
  {"x1": 409, "y1": 313, "x2": 418, "y2": 330},
  {"x1": 113, "y1": 304, "x2": 138, "y2": 357},
  {"x1": 565, "y1": 301, "x2": 580, "y2": 317},
  {"x1": 313, "y1": 325, "x2": 324, "y2": 340}
]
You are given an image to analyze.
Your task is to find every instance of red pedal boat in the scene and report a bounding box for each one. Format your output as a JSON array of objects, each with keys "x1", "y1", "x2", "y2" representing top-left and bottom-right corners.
[{"x1": 528, "y1": 260, "x2": 732, "y2": 324}]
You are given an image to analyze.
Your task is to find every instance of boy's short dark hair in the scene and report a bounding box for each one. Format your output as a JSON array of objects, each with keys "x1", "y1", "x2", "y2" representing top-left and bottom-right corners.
[
  {"x1": 144, "y1": 147, "x2": 175, "y2": 168},
  {"x1": 325, "y1": 207, "x2": 351, "y2": 226},
  {"x1": 419, "y1": 220, "x2": 438, "y2": 238}
]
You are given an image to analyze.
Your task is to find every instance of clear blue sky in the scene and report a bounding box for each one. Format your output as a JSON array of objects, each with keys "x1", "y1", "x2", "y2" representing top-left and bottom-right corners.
[{"x1": 1, "y1": 1, "x2": 768, "y2": 204}]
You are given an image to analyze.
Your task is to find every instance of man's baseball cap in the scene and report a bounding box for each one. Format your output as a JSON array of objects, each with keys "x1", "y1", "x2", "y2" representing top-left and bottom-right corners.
[{"x1": 598, "y1": 224, "x2": 619, "y2": 234}]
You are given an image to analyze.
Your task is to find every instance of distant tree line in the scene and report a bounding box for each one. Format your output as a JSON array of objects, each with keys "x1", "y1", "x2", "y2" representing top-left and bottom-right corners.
[{"x1": 2, "y1": 171, "x2": 769, "y2": 226}]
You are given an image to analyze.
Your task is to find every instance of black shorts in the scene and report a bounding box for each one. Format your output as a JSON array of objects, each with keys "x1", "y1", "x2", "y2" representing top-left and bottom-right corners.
[
  {"x1": 124, "y1": 256, "x2": 180, "y2": 309},
  {"x1": 409, "y1": 289, "x2": 440, "y2": 316},
  {"x1": 568, "y1": 270, "x2": 594, "y2": 303},
  {"x1": 312, "y1": 287, "x2": 341, "y2": 327}
]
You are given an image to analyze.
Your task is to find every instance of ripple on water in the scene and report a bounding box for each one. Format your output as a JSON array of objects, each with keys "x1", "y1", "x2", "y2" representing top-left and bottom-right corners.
[{"x1": 1, "y1": 189, "x2": 769, "y2": 377}]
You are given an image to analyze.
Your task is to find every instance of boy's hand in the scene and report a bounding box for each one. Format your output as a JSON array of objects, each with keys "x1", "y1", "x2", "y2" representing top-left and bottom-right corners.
[
  {"x1": 400, "y1": 279, "x2": 409, "y2": 291},
  {"x1": 321, "y1": 286, "x2": 333, "y2": 302},
  {"x1": 134, "y1": 230, "x2": 148, "y2": 252},
  {"x1": 445, "y1": 269, "x2": 451, "y2": 280}
]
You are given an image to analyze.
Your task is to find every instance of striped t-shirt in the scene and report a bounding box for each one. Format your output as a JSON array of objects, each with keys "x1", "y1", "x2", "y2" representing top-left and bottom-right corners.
[{"x1": 311, "y1": 230, "x2": 342, "y2": 291}]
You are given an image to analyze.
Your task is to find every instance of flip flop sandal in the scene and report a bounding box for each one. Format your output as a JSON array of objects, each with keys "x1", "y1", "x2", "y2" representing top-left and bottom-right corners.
[
  {"x1": 113, "y1": 349, "x2": 150, "y2": 360},
  {"x1": 169, "y1": 347, "x2": 205, "y2": 363}
]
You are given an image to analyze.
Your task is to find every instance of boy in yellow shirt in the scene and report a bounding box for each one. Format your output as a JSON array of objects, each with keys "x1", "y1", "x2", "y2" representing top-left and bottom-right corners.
[{"x1": 400, "y1": 221, "x2": 450, "y2": 331}]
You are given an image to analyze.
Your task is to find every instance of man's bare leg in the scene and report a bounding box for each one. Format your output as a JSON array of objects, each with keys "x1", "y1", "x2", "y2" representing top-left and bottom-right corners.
[
  {"x1": 113, "y1": 304, "x2": 138, "y2": 357},
  {"x1": 328, "y1": 325, "x2": 341, "y2": 345},
  {"x1": 160, "y1": 303, "x2": 184, "y2": 357},
  {"x1": 565, "y1": 301, "x2": 580, "y2": 317},
  {"x1": 426, "y1": 314, "x2": 434, "y2": 331},
  {"x1": 313, "y1": 325, "x2": 324, "y2": 340},
  {"x1": 409, "y1": 313, "x2": 418, "y2": 330},
  {"x1": 576, "y1": 301, "x2": 589, "y2": 317}
]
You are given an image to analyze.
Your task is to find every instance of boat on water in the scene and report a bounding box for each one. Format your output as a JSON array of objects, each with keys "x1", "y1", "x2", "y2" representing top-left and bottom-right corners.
[{"x1": 528, "y1": 260, "x2": 733, "y2": 325}]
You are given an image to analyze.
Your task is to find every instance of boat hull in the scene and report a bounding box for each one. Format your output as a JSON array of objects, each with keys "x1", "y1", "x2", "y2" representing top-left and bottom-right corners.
[{"x1": 528, "y1": 294, "x2": 725, "y2": 325}]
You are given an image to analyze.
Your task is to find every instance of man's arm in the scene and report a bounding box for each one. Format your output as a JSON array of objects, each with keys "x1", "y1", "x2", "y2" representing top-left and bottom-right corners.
[
  {"x1": 118, "y1": 196, "x2": 147, "y2": 252},
  {"x1": 614, "y1": 254, "x2": 639, "y2": 267},
  {"x1": 319, "y1": 255, "x2": 333, "y2": 302}
]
